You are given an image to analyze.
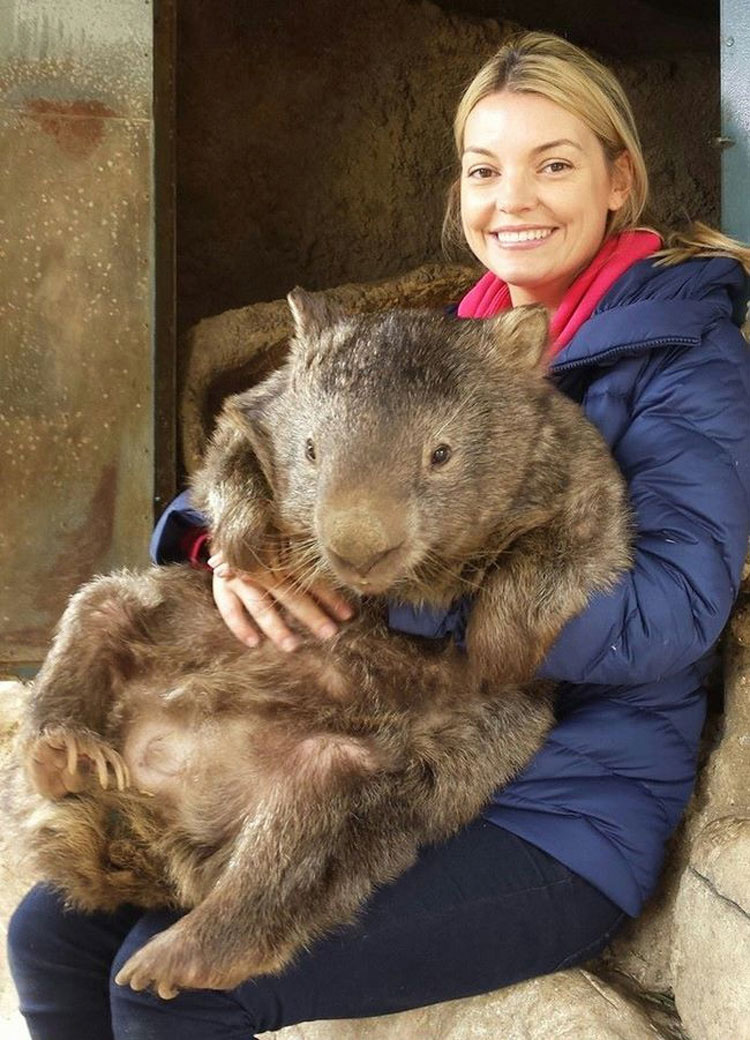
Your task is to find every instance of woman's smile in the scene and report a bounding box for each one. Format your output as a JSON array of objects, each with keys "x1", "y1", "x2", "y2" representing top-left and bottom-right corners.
[{"x1": 490, "y1": 226, "x2": 558, "y2": 247}]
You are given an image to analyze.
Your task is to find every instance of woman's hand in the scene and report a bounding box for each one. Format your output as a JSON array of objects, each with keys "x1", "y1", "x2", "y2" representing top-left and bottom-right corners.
[{"x1": 209, "y1": 552, "x2": 354, "y2": 651}]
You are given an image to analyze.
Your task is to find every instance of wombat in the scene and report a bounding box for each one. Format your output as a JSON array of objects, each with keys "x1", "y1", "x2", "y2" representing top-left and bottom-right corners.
[{"x1": 11, "y1": 292, "x2": 631, "y2": 999}]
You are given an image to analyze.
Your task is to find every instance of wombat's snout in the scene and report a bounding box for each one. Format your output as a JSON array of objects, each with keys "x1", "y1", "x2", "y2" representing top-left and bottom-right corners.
[
  {"x1": 319, "y1": 501, "x2": 409, "y2": 590},
  {"x1": 327, "y1": 542, "x2": 404, "y2": 581}
]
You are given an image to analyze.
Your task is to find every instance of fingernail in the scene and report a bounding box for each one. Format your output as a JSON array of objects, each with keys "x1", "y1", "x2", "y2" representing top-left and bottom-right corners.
[
  {"x1": 319, "y1": 622, "x2": 337, "y2": 639},
  {"x1": 207, "y1": 554, "x2": 220, "y2": 568},
  {"x1": 245, "y1": 634, "x2": 260, "y2": 648},
  {"x1": 281, "y1": 635, "x2": 301, "y2": 652},
  {"x1": 336, "y1": 603, "x2": 354, "y2": 620}
]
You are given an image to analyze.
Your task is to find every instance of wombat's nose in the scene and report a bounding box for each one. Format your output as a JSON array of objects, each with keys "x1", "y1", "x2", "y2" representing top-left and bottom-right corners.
[
  {"x1": 327, "y1": 544, "x2": 402, "y2": 579},
  {"x1": 320, "y1": 506, "x2": 406, "y2": 581}
]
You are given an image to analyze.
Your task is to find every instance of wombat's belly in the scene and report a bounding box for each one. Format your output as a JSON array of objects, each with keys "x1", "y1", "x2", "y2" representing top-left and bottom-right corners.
[
  {"x1": 120, "y1": 703, "x2": 276, "y2": 840},
  {"x1": 122, "y1": 715, "x2": 195, "y2": 796},
  {"x1": 116, "y1": 630, "x2": 397, "y2": 810},
  {"x1": 119, "y1": 676, "x2": 396, "y2": 852}
]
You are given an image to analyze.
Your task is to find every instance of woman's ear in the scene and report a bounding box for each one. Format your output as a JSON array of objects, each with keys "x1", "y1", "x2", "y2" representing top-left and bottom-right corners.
[{"x1": 608, "y1": 151, "x2": 634, "y2": 213}]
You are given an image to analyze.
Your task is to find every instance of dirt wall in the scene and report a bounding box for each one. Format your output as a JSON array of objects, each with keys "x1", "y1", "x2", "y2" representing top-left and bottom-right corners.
[{"x1": 175, "y1": 0, "x2": 719, "y2": 331}]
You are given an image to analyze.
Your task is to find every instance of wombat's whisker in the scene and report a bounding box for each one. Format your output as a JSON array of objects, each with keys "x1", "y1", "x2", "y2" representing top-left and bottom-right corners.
[
  {"x1": 417, "y1": 550, "x2": 486, "y2": 595},
  {"x1": 285, "y1": 567, "x2": 323, "y2": 598},
  {"x1": 285, "y1": 536, "x2": 320, "y2": 556},
  {"x1": 283, "y1": 552, "x2": 327, "y2": 595},
  {"x1": 237, "y1": 538, "x2": 271, "y2": 570}
]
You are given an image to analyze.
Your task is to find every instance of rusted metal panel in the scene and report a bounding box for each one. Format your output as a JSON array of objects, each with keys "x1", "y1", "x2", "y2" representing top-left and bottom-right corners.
[{"x1": 0, "y1": 1, "x2": 155, "y2": 670}]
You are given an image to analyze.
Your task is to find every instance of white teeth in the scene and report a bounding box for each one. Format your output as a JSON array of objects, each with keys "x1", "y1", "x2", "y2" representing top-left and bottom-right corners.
[{"x1": 494, "y1": 228, "x2": 553, "y2": 243}]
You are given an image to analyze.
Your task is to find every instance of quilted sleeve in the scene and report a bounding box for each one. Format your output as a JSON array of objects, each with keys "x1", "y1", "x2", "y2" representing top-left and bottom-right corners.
[{"x1": 539, "y1": 331, "x2": 750, "y2": 686}]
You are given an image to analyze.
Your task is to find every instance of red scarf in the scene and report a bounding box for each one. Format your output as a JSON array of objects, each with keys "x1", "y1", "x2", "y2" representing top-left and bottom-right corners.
[{"x1": 456, "y1": 230, "x2": 662, "y2": 358}]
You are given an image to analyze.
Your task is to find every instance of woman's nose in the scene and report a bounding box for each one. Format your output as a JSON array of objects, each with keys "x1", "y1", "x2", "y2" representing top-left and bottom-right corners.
[{"x1": 494, "y1": 171, "x2": 536, "y2": 213}]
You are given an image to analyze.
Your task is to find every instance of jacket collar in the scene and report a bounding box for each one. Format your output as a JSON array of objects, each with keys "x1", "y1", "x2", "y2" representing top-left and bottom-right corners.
[{"x1": 551, "y1": 256, "x2": 748, "y2": 371}]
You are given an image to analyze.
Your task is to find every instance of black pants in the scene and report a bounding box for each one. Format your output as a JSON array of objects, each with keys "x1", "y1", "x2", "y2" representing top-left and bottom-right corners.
[{"x1": 8, "y1": 820, "x2": 626, "y2": 1040}]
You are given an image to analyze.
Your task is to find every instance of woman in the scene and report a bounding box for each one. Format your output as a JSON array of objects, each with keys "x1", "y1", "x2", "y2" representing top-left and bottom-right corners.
[{"x1": 9, "y1": 30, "x2": 750, "y2": 1040}]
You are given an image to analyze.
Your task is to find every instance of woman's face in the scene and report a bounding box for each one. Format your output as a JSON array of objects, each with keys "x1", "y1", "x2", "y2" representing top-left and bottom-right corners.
[{"x1": 460, "y1": 91, "x2": 631, "y2": 310}]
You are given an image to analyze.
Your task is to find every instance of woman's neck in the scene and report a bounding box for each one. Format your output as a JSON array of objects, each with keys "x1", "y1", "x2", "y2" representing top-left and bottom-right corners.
[{"x1": 507, "y1": 264, "x2": 593, "y2": 312}]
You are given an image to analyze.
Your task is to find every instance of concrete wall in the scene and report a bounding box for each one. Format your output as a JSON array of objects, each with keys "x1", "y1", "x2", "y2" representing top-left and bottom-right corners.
[{"x1": 0, "y1": 0, "x2": 154, "y2": 670}]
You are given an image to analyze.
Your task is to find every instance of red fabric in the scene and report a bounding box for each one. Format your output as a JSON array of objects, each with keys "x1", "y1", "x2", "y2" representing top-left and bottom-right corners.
[
  {"x1": 456, "y1": 230, "x2": 662, "y2": 357},
  {"x1": 182, "y1": 528, "x2": 211, "y2": 570}
]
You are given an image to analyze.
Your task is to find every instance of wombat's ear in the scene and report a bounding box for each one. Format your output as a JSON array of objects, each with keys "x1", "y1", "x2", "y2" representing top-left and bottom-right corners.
[
  {"x1": 222, "y1": 368, "x2": 288, "y2": 486},
  {"x1": 287, "y1": 287, "x2": 344, "y2": 343},
  {"x1": 487, "y1": 304, "x2": 550, "y2": 371}
]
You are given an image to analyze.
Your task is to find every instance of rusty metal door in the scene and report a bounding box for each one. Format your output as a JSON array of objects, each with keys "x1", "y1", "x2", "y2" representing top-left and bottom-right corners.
[{"x1": 0, "y1": 1, "x2": 161, "y2": 675}]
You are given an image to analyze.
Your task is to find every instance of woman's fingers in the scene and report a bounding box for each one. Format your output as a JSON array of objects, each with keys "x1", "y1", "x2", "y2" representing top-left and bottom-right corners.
[
  {"x1": 209, "y1": 550, "x2": 356, "y2": 650},
  {"x1": 207, "y1": 551, "x2": 236, "y2": 581},
  {"x1": 307, "y1": 580, "x2": 356, "y2": 622},
  {"x1": 268, "y1": 580, "x2": 348, "y2": 642},
  {"x1": 234, "y1": 579, "x2": 302, "y2": 651},
  {"x1": 212, "y1": 571, "x2": 305, "y2": 651},
  {"x1": 212, "y1": 572, "x2": 262, "y2": 648}
]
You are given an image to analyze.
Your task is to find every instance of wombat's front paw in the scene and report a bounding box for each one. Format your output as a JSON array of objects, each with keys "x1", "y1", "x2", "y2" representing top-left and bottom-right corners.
[
  {"x1": 25, "y1": 726, "x2": 130, "y2": 799},
  {"x1": 115, "y1": 922, "x2": 286, "y2": 998}
]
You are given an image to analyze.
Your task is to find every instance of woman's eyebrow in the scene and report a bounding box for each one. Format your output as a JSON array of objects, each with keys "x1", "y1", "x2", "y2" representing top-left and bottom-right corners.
[
  {"x1": 531, "y1": 138, "x2": 584, "y2": 154},
  {"x1": 463, "y1": 138, "x2": 584, "y2": 158}
]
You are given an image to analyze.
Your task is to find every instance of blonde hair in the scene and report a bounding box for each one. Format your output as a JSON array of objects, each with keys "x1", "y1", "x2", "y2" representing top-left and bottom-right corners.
[{"x1": 444, "y1": 31, "x2": 750, "y2": 274}]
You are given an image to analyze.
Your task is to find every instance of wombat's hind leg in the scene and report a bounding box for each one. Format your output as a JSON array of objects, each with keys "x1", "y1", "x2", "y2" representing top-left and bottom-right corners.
[
  {"x1": 26, "y1": 726, "x2": 130, "y2": 800},
  {"x1": 27, "y1": 568, "x2": 186, "y2": 738}
]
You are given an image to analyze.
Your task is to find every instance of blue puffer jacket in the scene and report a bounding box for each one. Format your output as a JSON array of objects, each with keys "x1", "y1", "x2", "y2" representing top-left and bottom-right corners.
[{"x1": 153, "y1": 256, "x2": 750, "y2": 917}]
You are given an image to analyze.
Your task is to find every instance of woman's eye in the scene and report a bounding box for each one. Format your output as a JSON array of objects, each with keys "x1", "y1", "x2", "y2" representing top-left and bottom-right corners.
[
  {"x1": 431, "y1": 444, "x2": 452, "y2": 467},
  {"x1": 467, "y1": 166, "x2": 495, "y2": 179},
  {"x1": 305, "y1": 438, "x2": 316, "y2": 462},
  {"x1": 542, "y1": 161, "x2": 571, "y2": 174}
]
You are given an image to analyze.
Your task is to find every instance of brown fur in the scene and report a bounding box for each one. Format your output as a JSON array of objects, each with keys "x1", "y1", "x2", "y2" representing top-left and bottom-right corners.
[{"x1": 7, "y1": 294, "x2": 632, "y2": 998}]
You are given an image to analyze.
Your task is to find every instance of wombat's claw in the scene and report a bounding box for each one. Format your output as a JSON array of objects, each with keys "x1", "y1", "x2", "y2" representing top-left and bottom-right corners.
[
  {"x1": 115, "y1": 929, "x2": 209, "y2": 1000},
  {"x1": 27, "y1": 727, "x2": 130, "y2": 799},
  {"x1": 115, "y1": 926, "x2": 271, "y2": 998},
  {"x1": 58, "y1": 728, "x2": 130, "y2": 791},
  {"x1": 116, "y1": 955, "x2": 179, "y2": 1001}
]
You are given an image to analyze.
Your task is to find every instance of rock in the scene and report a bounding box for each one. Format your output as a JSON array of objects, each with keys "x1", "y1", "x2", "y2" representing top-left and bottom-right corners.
[
  {"x1": 667, "y1": 600, "x2": 750, "y2": 1038},
  {"x1": 690, "y1": 602, "x2": 750, "y2": 832},
  {"x1": 688, "y1": 815, "x2": 750, "y2": 910},
  {"x1": 176, "y1": 1, "x2": 719, "y2": 332},
  {"x1": 672, "y1": 819, "x2": 750, "y2": 1040},
  {"x1": 261, "y1": 968, "x2": 664, "y2": 1040}
]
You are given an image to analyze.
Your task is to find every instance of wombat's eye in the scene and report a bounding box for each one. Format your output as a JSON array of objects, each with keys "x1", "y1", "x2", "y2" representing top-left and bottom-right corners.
[
  {"x1": 431, "y1": 444, "x2": 452, "y2": 467},
  {"x1": 305, "y1": 438, "x2": 317, "y2": 462}
]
